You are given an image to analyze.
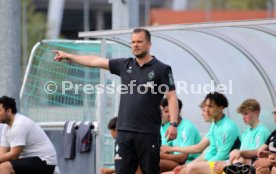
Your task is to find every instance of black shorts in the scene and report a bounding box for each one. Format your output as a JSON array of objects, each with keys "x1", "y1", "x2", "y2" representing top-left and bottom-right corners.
[
  {"x1": 10, "y1": 156, "x2": 55, "y2": 174},
  {"x1": 115, "y1": 131, "x2": 161, "y2": 174}
]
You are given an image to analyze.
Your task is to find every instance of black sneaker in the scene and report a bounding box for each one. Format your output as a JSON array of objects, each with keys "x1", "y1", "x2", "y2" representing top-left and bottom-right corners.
[
  {"x1": 236, "y1": 164, "x2": 250, "y2": 174},
  {"x1": 223, "y1": 164, "x2": 239, "y2": 174},
  {"x1": 223, "y1": 163, "x2": 250, "y2": 174}
]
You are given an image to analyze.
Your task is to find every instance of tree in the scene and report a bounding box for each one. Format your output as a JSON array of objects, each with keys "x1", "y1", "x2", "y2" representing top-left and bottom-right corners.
[
  {"x1": 21, "y1": 0, "x2": 47, "y2": 74},
  {"x1": 198, "y1": 0, "x2": 267, "y2": 10}
]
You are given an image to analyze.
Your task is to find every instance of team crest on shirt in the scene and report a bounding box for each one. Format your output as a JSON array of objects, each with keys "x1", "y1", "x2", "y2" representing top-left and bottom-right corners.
[
  {"x1": 148, "y1": 71, "x2": 155, "y2": 80},
  {"x1": 126, "y1": 66, "x2": 132, "y2": 74}
]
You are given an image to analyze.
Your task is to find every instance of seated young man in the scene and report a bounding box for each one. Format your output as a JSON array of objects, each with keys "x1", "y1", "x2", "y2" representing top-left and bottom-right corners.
[
  {"x1": 252, "y1": 107, "x2": 276, "y2": 174},
  {"x1": 160, "y1": 98, "x2": 172, "y2": 147},
  {"x1": 253, "y1": 131, "x2": 276, "y2": 174},
  {"x1": 162, "y1": 92, "x2": 241, "y2": 174},
  {"x1": 100, "y1": 117, "x2": 118, "y2": 174},
  {"x1": 160, "y1": 98, "x2": 202, "y2": 172},
  {"x1": 162, "y1": 101, "x2": 213, "y2": 174},
  {"x1": 100, "y1": 117, "x2": 142, "y2": 174},
  {"x1": 269, "y1": 109, "x2": 276, "y2": 174},
  {"x1": 213, "y1": 99, "x2": 271, "y2": 174},
  {"x1": 0, "y1": 96, "x2": 57, "y2": 174}
]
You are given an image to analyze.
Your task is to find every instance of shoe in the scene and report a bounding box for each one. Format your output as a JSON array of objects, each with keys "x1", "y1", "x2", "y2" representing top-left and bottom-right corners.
[
  {"x1": 223, "y1": 163, "x2": 250, "y2": 174},
  {"x1": 236, "y1": 163, "x2": 250, "y2": 174},
  {"x1": 223, "y1": 164, "x2": 238, "y2": 174}
]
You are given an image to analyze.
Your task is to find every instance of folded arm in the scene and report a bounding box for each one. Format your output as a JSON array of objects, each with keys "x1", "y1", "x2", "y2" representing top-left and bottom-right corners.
[{"x1": 0, "y1": 146, "x2": 23, "y2": 163}]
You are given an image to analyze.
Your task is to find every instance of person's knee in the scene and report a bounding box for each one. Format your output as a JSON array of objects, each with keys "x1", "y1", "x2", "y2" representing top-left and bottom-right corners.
[
  {"x1": 255, "y1": 167, "x2": 270, "y2": 174},
  {"x1": 0, "y1": 162, "x2": 15, "y2": 174},
  {"x1": 271, "y1": 167, "x2": 276, "y2": 174},
  {"x1": 160, "y1": 159, "x2": 179, "y2": 172},
  {"x1": 255, "y1": 167, "x2": 262, "y2": 173},
  {"x1": 185, "y1": 163, "x2": 199, "y2": 173},
  {"x1": 184, "y1": 162, "x2": 212, "y2": 174}
]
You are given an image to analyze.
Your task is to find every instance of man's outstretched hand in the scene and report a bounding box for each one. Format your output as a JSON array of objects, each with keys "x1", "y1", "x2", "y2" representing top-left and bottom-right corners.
[{"x1": 52, "y1": 50, "x2": 67, "y2": 62}]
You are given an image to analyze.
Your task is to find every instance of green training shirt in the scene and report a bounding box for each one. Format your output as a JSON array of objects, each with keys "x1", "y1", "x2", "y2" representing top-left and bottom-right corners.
[
  {"x1": 240, "y1": 123, "x2": 270, "y2": 150},
  {"x1": 171, "y1": 118, "x2": 202, "y2": 163},
  {"x1": 204, "y1": 115, "x2": 240, "y2": 162}
]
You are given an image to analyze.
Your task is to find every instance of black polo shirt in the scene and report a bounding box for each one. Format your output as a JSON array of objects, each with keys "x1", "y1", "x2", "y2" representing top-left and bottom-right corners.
[
  {"x1": 266, "y1": 130, "x2": 276, "y2": 153},
  {"x1": 109, "y1": 56, "x2": 176, "y2": 134}
]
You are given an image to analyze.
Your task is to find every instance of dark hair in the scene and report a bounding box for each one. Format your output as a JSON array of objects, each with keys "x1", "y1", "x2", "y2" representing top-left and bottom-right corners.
[
  {"x1": 161, "y1": 98, "x2": 182, "y2": 111},
  {"x1": 205, "y1": 92, "x2": 228, "y2": 108},
  {"x1": 0, "y1": 96, "x2": 17, "y2": 114},
  {"x1": 108, "y1": 117, "x2": 117, "y2": 130},
  {"x1": 132, "y1": 28, "x2": 151, "y2": 42}
]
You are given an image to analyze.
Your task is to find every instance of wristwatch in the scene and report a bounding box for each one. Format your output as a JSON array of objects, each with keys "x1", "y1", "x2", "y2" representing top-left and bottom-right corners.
[{"x1": 170, "y1": 122, "x2": 178, "y2": 127}]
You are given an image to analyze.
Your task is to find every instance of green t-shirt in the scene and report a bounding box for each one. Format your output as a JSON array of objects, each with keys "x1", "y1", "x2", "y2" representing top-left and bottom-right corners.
[
  {"x1": 204, "y1": 115, "x2": 240, "y2": 162},
  {"x1": 160, "y1": 122, "x2": 172, "y2": 146},
  {"x1": 171, "y1": 118, "x2": 202, "y2": 163},
  {"x1": 240, "y1": 123, "x2": 270, "y2": 150}
]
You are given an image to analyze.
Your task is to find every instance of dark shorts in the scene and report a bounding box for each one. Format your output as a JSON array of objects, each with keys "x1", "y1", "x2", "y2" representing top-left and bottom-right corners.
[
  {"x1": 10, "y1": 156, "x2": 55, "y2": 174},
  {"x1": 251, "y1": 157, "x2": 258, "y2": 164},
  {"x1": 115, "y1": 131, "x2": 161, "y2": 174}
]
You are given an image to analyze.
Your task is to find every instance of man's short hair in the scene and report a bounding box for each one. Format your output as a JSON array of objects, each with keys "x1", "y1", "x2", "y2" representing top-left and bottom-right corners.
[
  {"x1": 108, "y1": 117, "x2": 117, "y2": 130},
  {"x1": 132, "y1": 28, "x2": 151, "y2": 42},
  {"x1": 0, "y1": 96, "x2": 17, "y2": 114},
  {"x1": 161, "y1": 98, "x2": 182, "y2": 111},
  {"x1": 205, "y1": 92, "x2": 228, "y2": 108},
  {"x1": 237, "y1": 99, "x2": 260, "y2": 114}
]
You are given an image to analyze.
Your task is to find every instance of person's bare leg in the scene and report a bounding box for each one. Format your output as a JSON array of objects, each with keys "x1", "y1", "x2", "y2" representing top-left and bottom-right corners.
[
  {"x1": 178, "y1": 166, "x2": 187, "y2": 174},
  {"x1": 135, "y1": 165, "x2": 142, "y2": 174},
  {"x1": 0, "y1": 162, "x2": 15, "y2": 174},
  {"x1": 271, "y1": 167, "x2": 276, "y2": 174},
  {"x1": 255, "y1": 167, "x2": 270, "y2": 174},
  {"x1": 162, "y1": 172, "x2": 175, "y2": 174},
  {"x1": 160, "y1": 159, "x2": 180, "y2": 172},
  {"x1": 232, "y1": 157, "x2": 252, "y2": 165},
  {"x1": 179, "y1": 162, "x2": 211, "y2": 174}
]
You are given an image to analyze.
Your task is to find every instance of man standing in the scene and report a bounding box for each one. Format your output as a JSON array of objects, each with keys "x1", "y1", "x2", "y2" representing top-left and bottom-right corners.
[
  {"x1": 53, "y1": 28, "x2": 178, "y2": 174},
  {"x1": 0, "y1": 96, "x2": 57, "y2": 174}
]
